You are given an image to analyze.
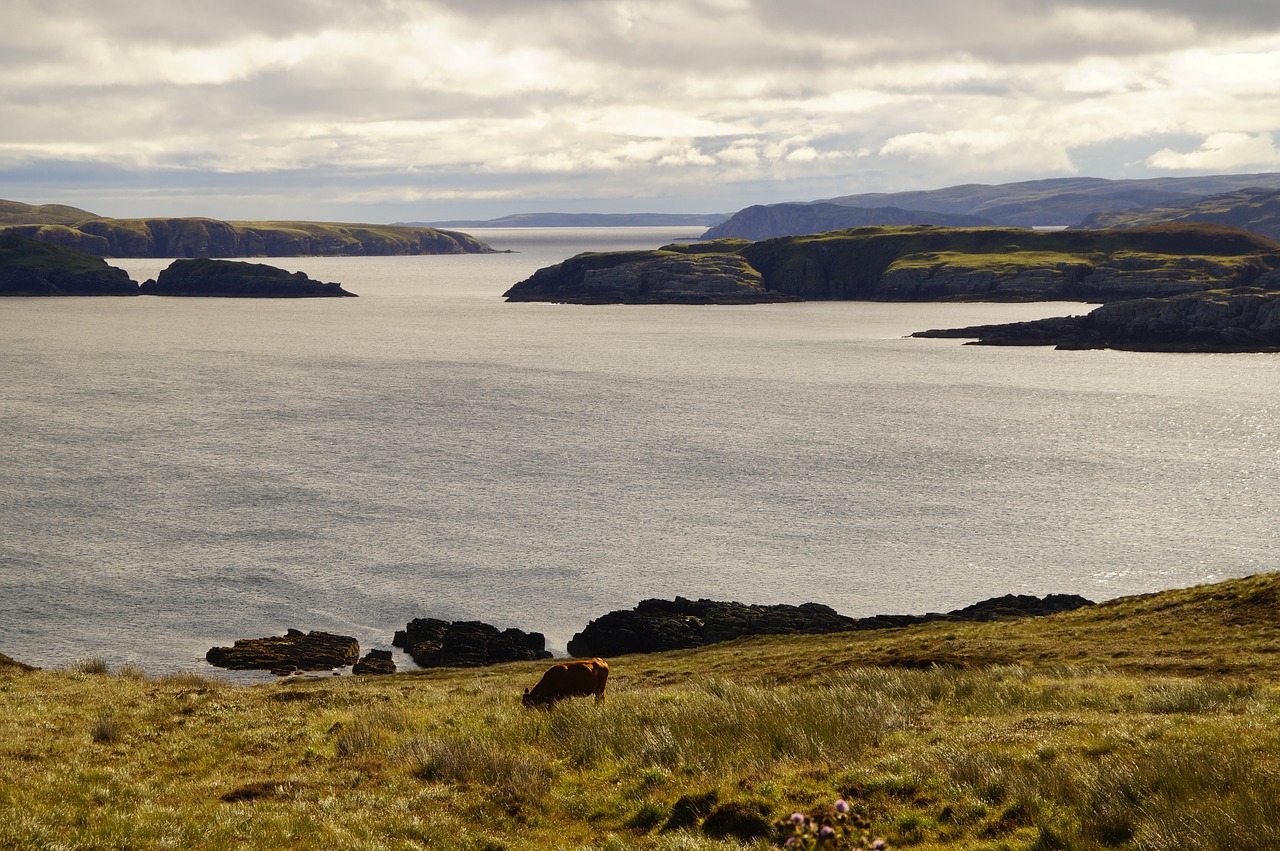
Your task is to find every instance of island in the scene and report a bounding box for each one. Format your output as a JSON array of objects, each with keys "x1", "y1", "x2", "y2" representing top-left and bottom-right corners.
[
  {"x1": 504, "y1": 223, "x2": 1280, "y2": 305},
  {"x1": 0, "y1": 232, "x2": 138, "y2": 296},
  {"x1": 912, "y1": 287, "x2": 1280, "y2": 352},
  {"x1": 140, "y1": 258, "x2": 357, "y2": 298}
]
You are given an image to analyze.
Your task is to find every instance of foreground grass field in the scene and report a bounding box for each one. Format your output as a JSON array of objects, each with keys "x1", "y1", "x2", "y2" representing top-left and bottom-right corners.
[{"x1": 3, "y1": 573, "x2": 1280, "y2": 849}]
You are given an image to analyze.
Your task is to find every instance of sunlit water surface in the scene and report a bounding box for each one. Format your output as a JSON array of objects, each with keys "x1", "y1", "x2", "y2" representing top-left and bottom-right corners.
[{"x1": 2, "y1": 227, "x2": 1277, "y2": 680}]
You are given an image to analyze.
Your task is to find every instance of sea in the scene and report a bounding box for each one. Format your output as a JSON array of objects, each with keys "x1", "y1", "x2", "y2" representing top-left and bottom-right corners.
[{"x1": 2, "y1": 226, "x2": 1277, "y2": 681}]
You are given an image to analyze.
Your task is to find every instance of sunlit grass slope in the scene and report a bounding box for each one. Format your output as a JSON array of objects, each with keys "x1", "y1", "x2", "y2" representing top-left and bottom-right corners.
[{"x1": 3, "y1": 572, "x2": 1280, "y2": 849}]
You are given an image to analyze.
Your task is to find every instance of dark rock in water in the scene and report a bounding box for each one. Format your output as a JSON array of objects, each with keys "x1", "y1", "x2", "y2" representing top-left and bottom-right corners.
[
  {"x1": 567, "y1": 593, "x2": 1095, "y2": 657},
  {"x1": 352, "y1": 649, "x2": 396, "y2": 675},
  {"x1": 393, "y1": 618, "x2": 552, "y2": 668},
  {"x1": 567, "y1": 597, "x2": 860, "y2": 657},
  {"x1": 206, "y1": 629, "x2": 360, "y2": 674},
  {"x1": 0, "y1": 233, "x2": 138, "y2": 296},
  {"x1": 140, "y1": 258, "x2": 357, "y2": 297},
  {"x1": 912, "y1": 287, "x2": 1280, "y2": 352},
  {"x1": 0, "y1": 650, "x2": 38, "y2": 672}
]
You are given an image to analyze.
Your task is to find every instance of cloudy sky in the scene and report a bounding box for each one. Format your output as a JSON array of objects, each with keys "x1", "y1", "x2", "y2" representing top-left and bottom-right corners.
[{"x1": 5, "y1": 0, "x2": 1280, "y2": 222}]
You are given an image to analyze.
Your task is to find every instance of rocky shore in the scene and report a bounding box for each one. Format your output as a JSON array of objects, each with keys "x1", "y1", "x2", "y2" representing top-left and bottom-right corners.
[
  {"x1": 184, "y1": 591, "x2": 1094, "y2": 678},
  {"x1": 912, "y1": 287, "x2": 1280, "y2": 352}
]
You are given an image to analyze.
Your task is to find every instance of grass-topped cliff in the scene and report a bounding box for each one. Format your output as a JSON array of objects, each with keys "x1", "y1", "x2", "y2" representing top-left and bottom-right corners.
[
  {"x1": 504, "y1": 223, "x2": 1280, "y2": 306},
  {"x1": 5, "y1": 572, "x2": 1280, "y2": 849},
  {"x1": 0, "y1": 199, "x2": 494, "y2": 258}
]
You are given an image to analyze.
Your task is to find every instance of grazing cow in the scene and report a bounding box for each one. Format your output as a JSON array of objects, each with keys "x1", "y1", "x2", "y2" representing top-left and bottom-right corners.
[{"x1": 522, "y1": 658, "x2": 609, "y2": 708}]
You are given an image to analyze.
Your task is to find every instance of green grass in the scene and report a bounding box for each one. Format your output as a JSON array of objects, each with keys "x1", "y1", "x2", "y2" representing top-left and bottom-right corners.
[
  {"x1": 5, "y1": 572, "x2": 1280, "y2": 849},
  {"x1": 887, "y1": 250, "x2": 1092, "y2": 273}
]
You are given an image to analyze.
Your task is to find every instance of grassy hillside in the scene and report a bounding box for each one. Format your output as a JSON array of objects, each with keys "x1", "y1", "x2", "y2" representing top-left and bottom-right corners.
[
  {"x1": 4, "y1": 572, "x2": 1280, "y2": 849},
  {"x1": 0, "y1": 199, "x2": 98, "y2": 226},
  {"x1": 1079, "y1": 187, "x2": 1280, "y2": 241}
]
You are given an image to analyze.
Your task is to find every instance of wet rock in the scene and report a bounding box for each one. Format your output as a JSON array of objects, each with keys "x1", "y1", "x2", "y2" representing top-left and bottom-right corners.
[
  {"x1": 352, "y1": 649, "x2": 396, "y2": 675},
  {"x1": 205, "y1": 629, "x2": 360, "y2": 673},
  {"x1": 393, "y1": 618, "x2": 551, "y2": 668},
  {"x1": 567, "y1": 593, "x2": 1095, "y2": 658}
]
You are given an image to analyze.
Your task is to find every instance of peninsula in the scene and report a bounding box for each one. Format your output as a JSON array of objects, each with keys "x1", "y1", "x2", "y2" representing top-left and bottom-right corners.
[
  {"x1": 0, "y1": 198, "x2": 494, "y2": 258},
  {"x1": 504, "y1": 223, "x2": 1280, "y2": 305}
]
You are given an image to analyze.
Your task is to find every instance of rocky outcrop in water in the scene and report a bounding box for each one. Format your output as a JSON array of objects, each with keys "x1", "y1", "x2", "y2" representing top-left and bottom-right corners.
[
  {"x1": 393, "y1": 618, "x2": 552, "y2": 668},
  {"x1": 140, "y1": 258, "x2": 357, "y2": 297},
  {"x1": 504, "y1": 249, "x2": 796, "y2": 304},
  {"x1": 566, "y1": 593, "x2": 1094, "y2": 657},
  {"x1": 912, "y1": 287, "x2": 1280, "y2": 352},
  {"x1": 352, "y1": 650, "x2": 396, "y2": 675},
  {"x1": 206, "y1": 629, "x2": 361, "y2": 675},
  {"x1": 0, "y1": 233, "x2": 138, "y2": 296}
]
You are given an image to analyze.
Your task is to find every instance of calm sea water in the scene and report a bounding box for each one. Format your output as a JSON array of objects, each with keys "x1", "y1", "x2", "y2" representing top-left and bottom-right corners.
[{"x1": 2, "y1": 227, "x2": 1277, "y2": 680}]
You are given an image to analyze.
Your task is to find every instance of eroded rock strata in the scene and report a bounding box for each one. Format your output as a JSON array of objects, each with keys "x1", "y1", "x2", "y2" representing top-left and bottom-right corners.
[
  {"x1": 393, "y1": 618, "x2": 552, "y2": 668},
  {"x1": 566, "y1": 593, "x2": 1094, "y2": 658},
  {"x1": 504, "y1": 249, "x2": 796, "y2": 304},
  {"x1": 140, "y1": 258, "x2": 357, "y2": 297},
  {"x1": 205, "y1": 629, "x2": 360, "y2": 675},
  {"x1": 912, "y1": 287, "x2": 1280, "y2": 352}
]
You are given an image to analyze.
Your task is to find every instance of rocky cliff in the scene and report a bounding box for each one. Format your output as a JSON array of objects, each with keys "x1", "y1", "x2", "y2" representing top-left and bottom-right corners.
[
  {"x1": 912, "y1": 287, "x2": 1280, "y2": 352},
  {"x1": 0, "y1": 233, "x2": 138, "y2": 296},
  {"x1": 507, "y1": 224, "x2": 1280, "y2": 305},
  {"x1": 504, "y1": 249, "x2": 797, "y2": 304},
  {"x1": 2, "y1": 217, "x2": 493, "y2": 258},
  {"x1": 140, "y1": 258, "x2": 357, "y2": 297}
]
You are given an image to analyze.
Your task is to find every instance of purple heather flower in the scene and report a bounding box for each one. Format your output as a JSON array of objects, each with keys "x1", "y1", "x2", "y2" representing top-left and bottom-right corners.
[
  {"x1": 834, "y1": 799, "x2": 850, "y2": 814},
  {"x1": 873, "y1": 840, "x2": 887, "y2": 850},
  {"x1": 820, "y1": 825, "x2": 836, "y2": 838},
  {"x1": 785, "y1": 839, "x2": 797, "y2": 847},
  {"x1": 791, "y1": 812, "x2": 806, "y2": 824}
]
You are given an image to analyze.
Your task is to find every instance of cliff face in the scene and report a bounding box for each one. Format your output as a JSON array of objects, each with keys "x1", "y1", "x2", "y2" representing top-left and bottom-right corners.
[
  {"x1": 504, "y1": 250, "x2": 797, "y2": 304},
  {"x1": 913, "y1": 287, "x2": 1280, "y2": 352},
  {"x1": 0, "y1": 233, "x2": 138, "y2": 296},
  {"x1": 504, "y1": 223, "x2": 1280, "y2": 310},
  {"x1": 2, "y1": 218, "x2": 494, "y2": 258}
]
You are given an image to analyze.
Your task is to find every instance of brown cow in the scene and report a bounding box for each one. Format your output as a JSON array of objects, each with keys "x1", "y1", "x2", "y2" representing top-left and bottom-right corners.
[{"x1": 522, "y1": 658, "x2": 609, "y2": 708}]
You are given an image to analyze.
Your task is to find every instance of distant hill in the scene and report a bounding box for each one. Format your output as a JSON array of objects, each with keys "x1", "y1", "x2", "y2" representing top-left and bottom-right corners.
[
  {"x1": 1077, "y1": 187, "x2": 1280, "y2": 241},
  {"x1": 408, "y1": 212, "x2": 729, "y2": 228},
  {"x1": 0, "y1": 199, "x2": 99, "y2": 226},
  {"x1": 700, "y1": 203, "x2": 993, "y2": 241},
  {"x1": 0, "y1": 204, "x2": 494, "y2": 258},
  {"x1": 707, "y1": 173, "x2": 1280, "y2": 239}
]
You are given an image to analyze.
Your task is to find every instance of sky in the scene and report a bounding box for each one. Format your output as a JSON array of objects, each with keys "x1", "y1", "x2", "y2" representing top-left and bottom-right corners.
[{"x1": 5, "y1": 0, "x2": 1280, "y2": 222}]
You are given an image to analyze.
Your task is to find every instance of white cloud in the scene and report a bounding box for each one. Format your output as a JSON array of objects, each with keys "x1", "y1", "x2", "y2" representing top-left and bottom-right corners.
[
  {"x1": 1146, "y1": 132, "x2": 1280, "y2": 169},
  {"x1": 3, "y1": 0, "x2": 1280, "y2": 219}
]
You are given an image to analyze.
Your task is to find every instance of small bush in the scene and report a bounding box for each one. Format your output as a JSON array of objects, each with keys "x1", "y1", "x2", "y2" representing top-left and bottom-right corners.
[
  {"x1": 91, "y1": 711, "x2": 122, "y2": 744},
  {"x1": 71, "y1": 658, "x2": 109, "y2": 675}
]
